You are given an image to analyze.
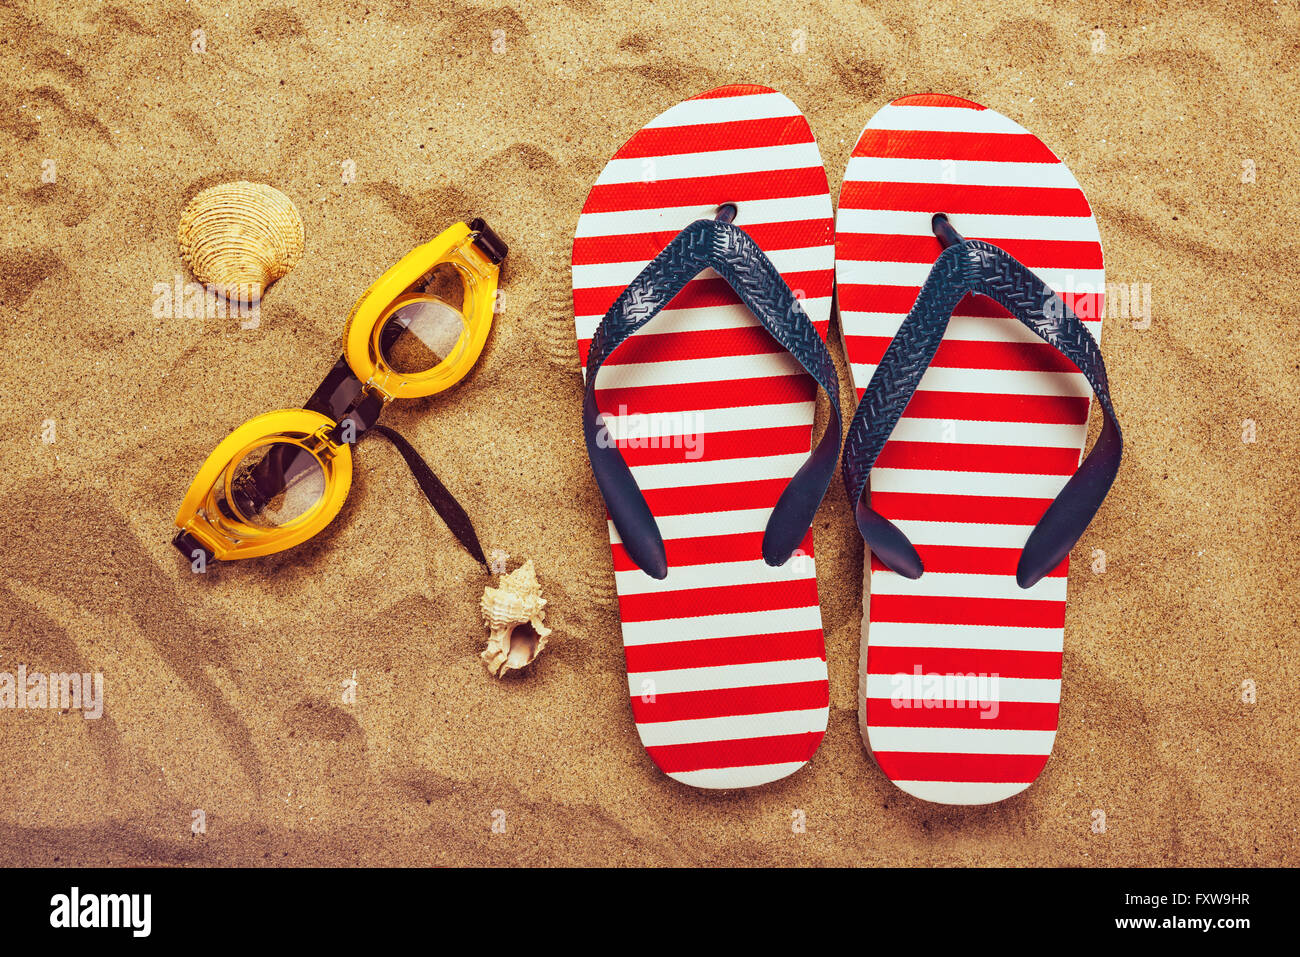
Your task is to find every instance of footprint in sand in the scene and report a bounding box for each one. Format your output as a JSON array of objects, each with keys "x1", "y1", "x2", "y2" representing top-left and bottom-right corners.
[{"x1": 537, "y1": 267, "x2": 582, "y2": 370}]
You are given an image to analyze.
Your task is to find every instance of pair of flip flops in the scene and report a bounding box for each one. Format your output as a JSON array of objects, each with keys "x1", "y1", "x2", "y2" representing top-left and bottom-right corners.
[{"x1": 572, "y1": 86, "x2": 1120, "y2": 805}]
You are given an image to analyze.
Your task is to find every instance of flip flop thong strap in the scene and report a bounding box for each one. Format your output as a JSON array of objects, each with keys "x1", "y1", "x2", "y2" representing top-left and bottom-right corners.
[
  {"x1": 841, "y1": 238, "x2": 1123, "y2": 589},
  {"x1": 584, "y1": 217, "x2": 842, "y2": 580}
]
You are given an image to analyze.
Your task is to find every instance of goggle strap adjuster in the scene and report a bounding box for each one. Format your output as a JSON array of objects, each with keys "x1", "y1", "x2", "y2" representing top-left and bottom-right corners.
[{"x1": 468, "y1": 217, "x2": 508, "y2": 265}]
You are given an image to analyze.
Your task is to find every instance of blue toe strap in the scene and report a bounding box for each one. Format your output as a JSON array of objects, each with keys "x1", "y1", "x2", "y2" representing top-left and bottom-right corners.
[
  {"x1": 583, "y1": 218, "x2": 842, "y2": 580},
  {"x1": 841, "y1": 232, "x2": 1122, "y2": 589}
]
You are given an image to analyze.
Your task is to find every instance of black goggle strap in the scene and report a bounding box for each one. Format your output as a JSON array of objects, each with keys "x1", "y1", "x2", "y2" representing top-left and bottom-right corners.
[
  {"x1": 307, "y1": 355, "x2": 487, "y2": 567},
  {"x1": 366, "y1": 424, "x2": 486, "y2": 567}
]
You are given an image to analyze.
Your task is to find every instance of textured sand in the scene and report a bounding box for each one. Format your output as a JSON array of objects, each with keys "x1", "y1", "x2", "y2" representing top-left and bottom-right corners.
[{"x1": 1, "y1": 0, "x2": 1297, "y2": 865}]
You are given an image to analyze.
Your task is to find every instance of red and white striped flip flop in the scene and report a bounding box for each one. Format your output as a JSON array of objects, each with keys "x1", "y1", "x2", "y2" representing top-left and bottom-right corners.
[
  {"x1": 573, "y1": 85, "x2": 839, "y2": 789},
  {"x1": 836, "y1": 94, "x2": 1119, "y2": 805}
]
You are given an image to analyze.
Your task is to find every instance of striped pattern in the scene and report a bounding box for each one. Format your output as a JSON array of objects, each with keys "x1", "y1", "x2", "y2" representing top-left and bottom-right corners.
[
  {"x1": 837, "y1": 94, "x2": 1104, "y2": 805},
  {"x1": 574, "y1": 86, "x2": 834, "y2": 789}
]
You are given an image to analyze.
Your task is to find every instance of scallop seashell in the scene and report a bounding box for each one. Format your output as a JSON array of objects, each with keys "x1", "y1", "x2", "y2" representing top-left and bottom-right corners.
[
  {"x1": 177, "y1": 181, "x2": 304, "y2": 301},
  {"x1": 479, "y1": 559, "x2": 551, "y2": 677}
]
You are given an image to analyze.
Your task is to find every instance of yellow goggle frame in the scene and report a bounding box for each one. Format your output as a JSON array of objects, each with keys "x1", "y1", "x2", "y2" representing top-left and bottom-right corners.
[
  {"x1": 174, "y1": 219, "x2": 505, "y2": 562},
  {"x1": 343, "y1": 220, "x2": 500, "y2": 399}
]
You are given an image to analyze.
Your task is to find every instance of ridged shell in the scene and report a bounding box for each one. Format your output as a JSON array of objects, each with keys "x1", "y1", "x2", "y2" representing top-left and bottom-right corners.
[
  {"x1": 177, "y1": 181, "x2": 304, "y2": 299},
  {"x1": 480, "y1": 560, "x2": 551, "y2": 677}
]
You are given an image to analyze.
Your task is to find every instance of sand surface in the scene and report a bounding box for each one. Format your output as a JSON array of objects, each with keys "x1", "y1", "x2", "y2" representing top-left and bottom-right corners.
[{"x1": 1, "y1": 0, "x2": 1297, "y2": 865}]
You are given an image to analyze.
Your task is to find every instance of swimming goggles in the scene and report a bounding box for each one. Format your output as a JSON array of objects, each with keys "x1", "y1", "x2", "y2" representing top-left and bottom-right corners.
[{"x1": 172, "y1": 218, "x2": 506, "y2": 565}]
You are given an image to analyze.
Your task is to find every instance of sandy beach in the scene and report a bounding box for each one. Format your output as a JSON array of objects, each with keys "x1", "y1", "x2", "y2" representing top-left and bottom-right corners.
[{"x1": 1, "y1": 0, "x2": 1297, "y2": 865}]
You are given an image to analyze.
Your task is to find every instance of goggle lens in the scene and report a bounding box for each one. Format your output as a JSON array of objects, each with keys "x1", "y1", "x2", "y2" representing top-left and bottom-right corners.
[
  {"x1": 380, "y1": 295, "x2": 467, "y2": 375},
  {"x1": 218, "y1": 441, "x2": 327, "y2": 529}
]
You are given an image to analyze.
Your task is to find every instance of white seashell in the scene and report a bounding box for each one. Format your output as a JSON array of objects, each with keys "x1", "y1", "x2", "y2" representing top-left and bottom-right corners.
[
  {"x1": 479, "y1": 559, "x2": 551, "y2": 677},
  {"x1": 177, "y1": 181, "x2": 304, "y2": 300}
]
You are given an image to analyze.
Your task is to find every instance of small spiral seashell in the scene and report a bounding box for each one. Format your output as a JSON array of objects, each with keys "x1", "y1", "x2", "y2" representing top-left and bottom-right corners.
[
  {"x1": 480, "y1": 560, "x2": 552, "y2": 677},
  {"x1": 177, "y1": 181, "x2": 304, "y2": 300}
]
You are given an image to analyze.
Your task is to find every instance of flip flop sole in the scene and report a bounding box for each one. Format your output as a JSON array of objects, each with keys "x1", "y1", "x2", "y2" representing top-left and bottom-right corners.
[
  {"x1": 836, "y1": 94, "x2": 1104, "y2": 805},
  {"x1": 574, "y1": 85, "x2": 835, "y2": 789}
]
